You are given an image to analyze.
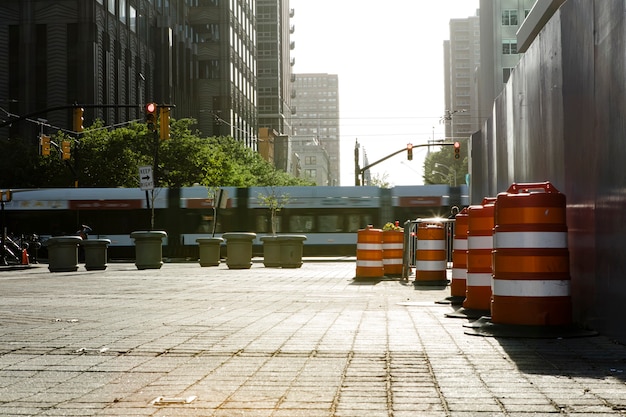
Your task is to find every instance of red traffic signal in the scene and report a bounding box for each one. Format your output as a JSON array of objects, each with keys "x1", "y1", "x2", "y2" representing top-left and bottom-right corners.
[
  {"x1": 146, "y1": 103, "x2": 157, "y2": 131},
  {"x1": 407, "y1": 143, "x2": 413, "y2": 160},
  {"x1": 454, "y1": 141, "x2": 460, "y2": 159}
]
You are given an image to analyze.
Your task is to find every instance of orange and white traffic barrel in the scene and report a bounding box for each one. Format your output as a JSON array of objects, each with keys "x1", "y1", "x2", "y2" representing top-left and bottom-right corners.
[
  {"x1": 414, "y1": 222, "x2": 447, "y2": 285},
  {"x1": 383, "y1": 229, "x2": 404, "y2": 276},
  {"x1": 450, "y1": 207, "x2": 469, "y2": 300},
  {"x1": 463, "y1": 198, "x2": 496, "y2": 312},
  {"x1": 491, "y1": 182, "x2": 571, "y2": 326},
  {"x1": 356, "y1": 225, "x2": 384, "y2": 278}
]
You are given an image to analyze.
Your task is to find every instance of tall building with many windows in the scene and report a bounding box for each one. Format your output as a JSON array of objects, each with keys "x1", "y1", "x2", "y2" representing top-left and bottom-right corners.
[
  {"x1": 256, "y1": 0, "x2": 294, "y2": 138},
  {"x1": 291, "y1": 73, "x2": 340, "y2": 186},
  {"x1": 477, "y1": 0, "x2": 536, "y2": 122},
  {"x1": 0, "y1": 0, "x2": 258, "y2": 148},
  {"x1": 443, "y1": 13, "x2": 481, "y2": 141}
]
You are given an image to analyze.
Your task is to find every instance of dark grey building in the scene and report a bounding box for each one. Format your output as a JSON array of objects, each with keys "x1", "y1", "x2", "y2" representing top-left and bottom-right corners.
[
  {"x1": 256, "y1": 0, "x2": 294, "y2": 139},
  {"x1": 0, "y1": 0, "x2": 257, "y2": 148}
]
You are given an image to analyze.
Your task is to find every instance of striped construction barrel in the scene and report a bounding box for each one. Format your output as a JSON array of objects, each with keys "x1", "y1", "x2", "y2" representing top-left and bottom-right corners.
[
  {"x1": 491, "y1": 182, "x2": 571, "y2": 326},
  {"x1": 383, "y1": 229, "x2": 404, "y2": 276},
  {"x1": 450, "y1": 207, "x2": 469, "y2": 299},
  {"x1": 415, "y1": 222, "x2": 447, "y2": 284},
  {"x1": 355, "y1": 225, "x2": 384, "y2": 278},
  {"x1": 463, "y1": 198, "x2": 496, "y2": 311}
]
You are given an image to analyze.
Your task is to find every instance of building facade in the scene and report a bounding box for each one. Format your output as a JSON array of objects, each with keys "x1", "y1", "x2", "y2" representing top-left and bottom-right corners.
[
  {"x1": 443, "y1": 14, "x2": 481, "y2": 141},
  {"x1": 191, "y1": 0, "x2": 258, "y2": 147},
  {"x1": 0, "y1": 0, "x2": 258, "y2": 148},
  {"x1": 477, "y1": 0, "x2": 536, "y2": 122},
  {"x1": 291, "y1": 73, "x2": 340, "y2": 186},
  {"x1": 256, "y1": 0, "x2": 294, "y2": 138}
]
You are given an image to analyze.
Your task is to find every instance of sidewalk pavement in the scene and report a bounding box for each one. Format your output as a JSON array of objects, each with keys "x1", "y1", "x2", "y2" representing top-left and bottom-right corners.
[{"x1": 1, "y1": 260, "x2": 625, "y2": 417}]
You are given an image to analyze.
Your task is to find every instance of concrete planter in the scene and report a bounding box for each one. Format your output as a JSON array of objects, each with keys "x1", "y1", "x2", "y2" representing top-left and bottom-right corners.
[
  {"x1": 260, "y1": 235, "x2": 281, "y2": 267},
  {"x1": 196, "y1": 237, "x2": 224, "y2": 267},
  {"x1": 223, "y1": 232, "x2": 256, "y2": 269},
  {"x1": 130, "y1": 231, "x2": 167, "y2": 270},
  {"x1": 45, "y1": 236, "x2": 82, "y2": 272},
  {"x1": 81, "y1": 239, "x2": 111, "y2": 271},
  {"x1": 277, "y1": 235, "x2": 307, "y2": 268}
]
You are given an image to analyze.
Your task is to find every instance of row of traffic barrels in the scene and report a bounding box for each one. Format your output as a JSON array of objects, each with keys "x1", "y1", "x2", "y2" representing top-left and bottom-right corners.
[
  {"x1": 451, "y1": 181, "x2": 571, "y2": 326},
  {"x1": 356, "y1": 222, "x2": 449, "y2": 282},
  {"x1": 355, "y1": 225, "x2": 404, "y2": 277}
]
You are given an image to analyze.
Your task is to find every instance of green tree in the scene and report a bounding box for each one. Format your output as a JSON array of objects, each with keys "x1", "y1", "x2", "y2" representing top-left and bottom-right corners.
[
  {"x1": 423, "y1": 140, "x2": 468, "y2": 186},
  {"x1": 0, "y1": 117, "x2": 313, "y2": 188}
]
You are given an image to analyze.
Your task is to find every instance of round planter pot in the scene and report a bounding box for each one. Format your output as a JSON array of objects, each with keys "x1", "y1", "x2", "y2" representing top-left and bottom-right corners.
[
  {"x1": 223, "y1": 232, "x2": 256, "y2": 269},
  {"x1": 81, "y1": 239, "x2": 111, "y2": 271},
  {"x1": 44, "y1": 236, "x2": 82, "y2": 272},
  {"x1": 277, "y1": 235, "x2": 307, "y2": 268},
  {"x1": 196, "y1": 237, "x2": 224, "y2": 267},
  {"x1": 130, "y1": 231, "x2": 167, "y2": 270},
  {"x1": 260, "y1": 235, "x2": 281, "y2": 267}
]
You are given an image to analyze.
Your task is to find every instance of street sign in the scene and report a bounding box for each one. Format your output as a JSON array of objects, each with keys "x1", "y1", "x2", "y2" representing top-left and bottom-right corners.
[{"x1": 139, "y1": 166, "x2": 154, "y2": 190}]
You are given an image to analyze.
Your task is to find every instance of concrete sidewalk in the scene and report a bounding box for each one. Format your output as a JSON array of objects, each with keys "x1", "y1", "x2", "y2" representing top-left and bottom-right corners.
[{"x1": 0, "y1": 261, "x2": 625, "y2": 416}]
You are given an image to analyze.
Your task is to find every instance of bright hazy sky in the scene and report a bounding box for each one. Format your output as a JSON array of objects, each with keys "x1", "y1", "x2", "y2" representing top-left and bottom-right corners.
[{"x1": 289, "y1": 0, "x2": 479, "y2": 186}]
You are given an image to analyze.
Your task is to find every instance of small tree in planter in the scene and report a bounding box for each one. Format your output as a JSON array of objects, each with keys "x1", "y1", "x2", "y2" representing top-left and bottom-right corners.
[
  {"x1": 257, "y1": 186, "x2": 290, "y2": 236},
  {"x1": 195, "y1": 186, "x2": 226, "y2": 267},
  {"x1": 258, "y1": 187, "x2": 290, "y2": 267}
]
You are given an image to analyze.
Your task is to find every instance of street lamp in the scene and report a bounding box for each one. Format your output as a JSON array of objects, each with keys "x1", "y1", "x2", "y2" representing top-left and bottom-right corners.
[
  {"x1": 431, "y1": 170, "x2": 449, "y2": 185},
  {"x1": 434, "y1": 162, "x2": 457, "y2": 186}
]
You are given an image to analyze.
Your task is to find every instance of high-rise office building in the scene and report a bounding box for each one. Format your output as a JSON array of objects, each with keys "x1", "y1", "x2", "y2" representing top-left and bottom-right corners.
[
  {"x1": 477, "y1": 0, "x2": 536, "y2": 122},
  {"x1": 192, "y1": 0, "x2": 258, "y2": 147},
  {"x1": 256, "y1": 0, "x2": 294, "y2": 137},
  {"x1": 0, "y1": 0, "x2": 258, "y2": 148},
  {"x1": 443, "y1": 13, "x2": 481, "y2": 141},
  {"x1": 291, "y1": 73, "x2": 340, "y2": 186}
]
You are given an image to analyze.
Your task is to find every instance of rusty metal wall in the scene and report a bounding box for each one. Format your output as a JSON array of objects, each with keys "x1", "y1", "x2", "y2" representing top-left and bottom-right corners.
[{"x1": 471, "y1": 0, "x2": 626, "y2": 342}]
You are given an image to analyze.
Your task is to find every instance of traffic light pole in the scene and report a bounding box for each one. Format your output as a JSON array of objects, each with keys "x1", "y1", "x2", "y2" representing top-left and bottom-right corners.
[{"x1": 357, "y1": 142, "x2": 458, "y2": 185}]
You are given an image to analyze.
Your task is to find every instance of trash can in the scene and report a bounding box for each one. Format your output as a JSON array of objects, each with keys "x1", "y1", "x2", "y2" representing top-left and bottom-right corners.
[
  {"x1": 45, "y1": 236, "x2": 82, "y2": 272},
  {"x1": 81, "y1": 239, "x2": 111, "y2": 271}
]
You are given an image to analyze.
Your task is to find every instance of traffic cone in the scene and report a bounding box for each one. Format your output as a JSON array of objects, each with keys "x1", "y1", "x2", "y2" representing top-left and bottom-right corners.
[{"x1": 21, "y1": 249, "x2": 29, "y2": 265}]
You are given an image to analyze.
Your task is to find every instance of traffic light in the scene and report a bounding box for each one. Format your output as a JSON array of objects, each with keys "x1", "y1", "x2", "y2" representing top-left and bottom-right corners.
[
  {"x1": 146, "y1": 102, "x2": 157, "y2": 131},
  {"x1": 159, "y1": 106, "x2": 170, "y2": 140},
  {"x1": 407, "y1": 143, "x2": 413, "y2": 160},
  {"x1": 73, "y1": 107, "x2": 84, "y2": 132},
  {"x1": 454, "y1": 141, "x2": 460, "y2": 159},
  {"x1": 61, "y1": 140, "x2": 71, "y2": 160},
  {"x1": 40, "y1": 135, "x2": 51, "y2": 156}
]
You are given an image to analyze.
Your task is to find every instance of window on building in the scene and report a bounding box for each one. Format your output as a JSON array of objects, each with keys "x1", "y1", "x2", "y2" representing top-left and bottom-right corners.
[
  {"x1": 129, "y1": 6, "x2": 136, "y2": 32},
  {"x1": 199, "y1": 60, "x2": 220, "y2": 79},
  {"x1": 305, "y1": 169, "x2": 316, "y2": 179},
  {"x1": 305, "y1": 156, "x2": 316, "y2": 165},
  {"x1": 107, "y1": 0, "x2": 115, "y2": 14},
  {"x1": 503, "y1": 67, "x2": 514, "y2": 83},
  {"x1": 502, "y1": 9, "x2": 518, "y2": 26},
  {"x1": 502, "y1": 40, "x2": 518, "y2": 55},
  {"x1": 119, "y1": 0, "x2": 126, "y2": 22}
]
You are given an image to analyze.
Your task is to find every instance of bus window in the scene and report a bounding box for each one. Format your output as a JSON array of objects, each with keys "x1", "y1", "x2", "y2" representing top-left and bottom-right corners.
[
  {"x1": 319, "y1": 215, "x2": 342, "y2": 232},
  {"x1": 289, "y1": 215, "x2": 314, "y2": 233},
  {"x1": 256, "y1": 213, "x2": 282, "y2": 233},
  {"x1": 347, "y1": 215, "x2": 361, "y2": 232}
]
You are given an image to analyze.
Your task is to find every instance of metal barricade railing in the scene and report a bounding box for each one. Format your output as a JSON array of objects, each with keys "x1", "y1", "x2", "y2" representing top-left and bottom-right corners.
[{"x1": 402, "y1": 217, "x2": 456, "y2": 279}]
